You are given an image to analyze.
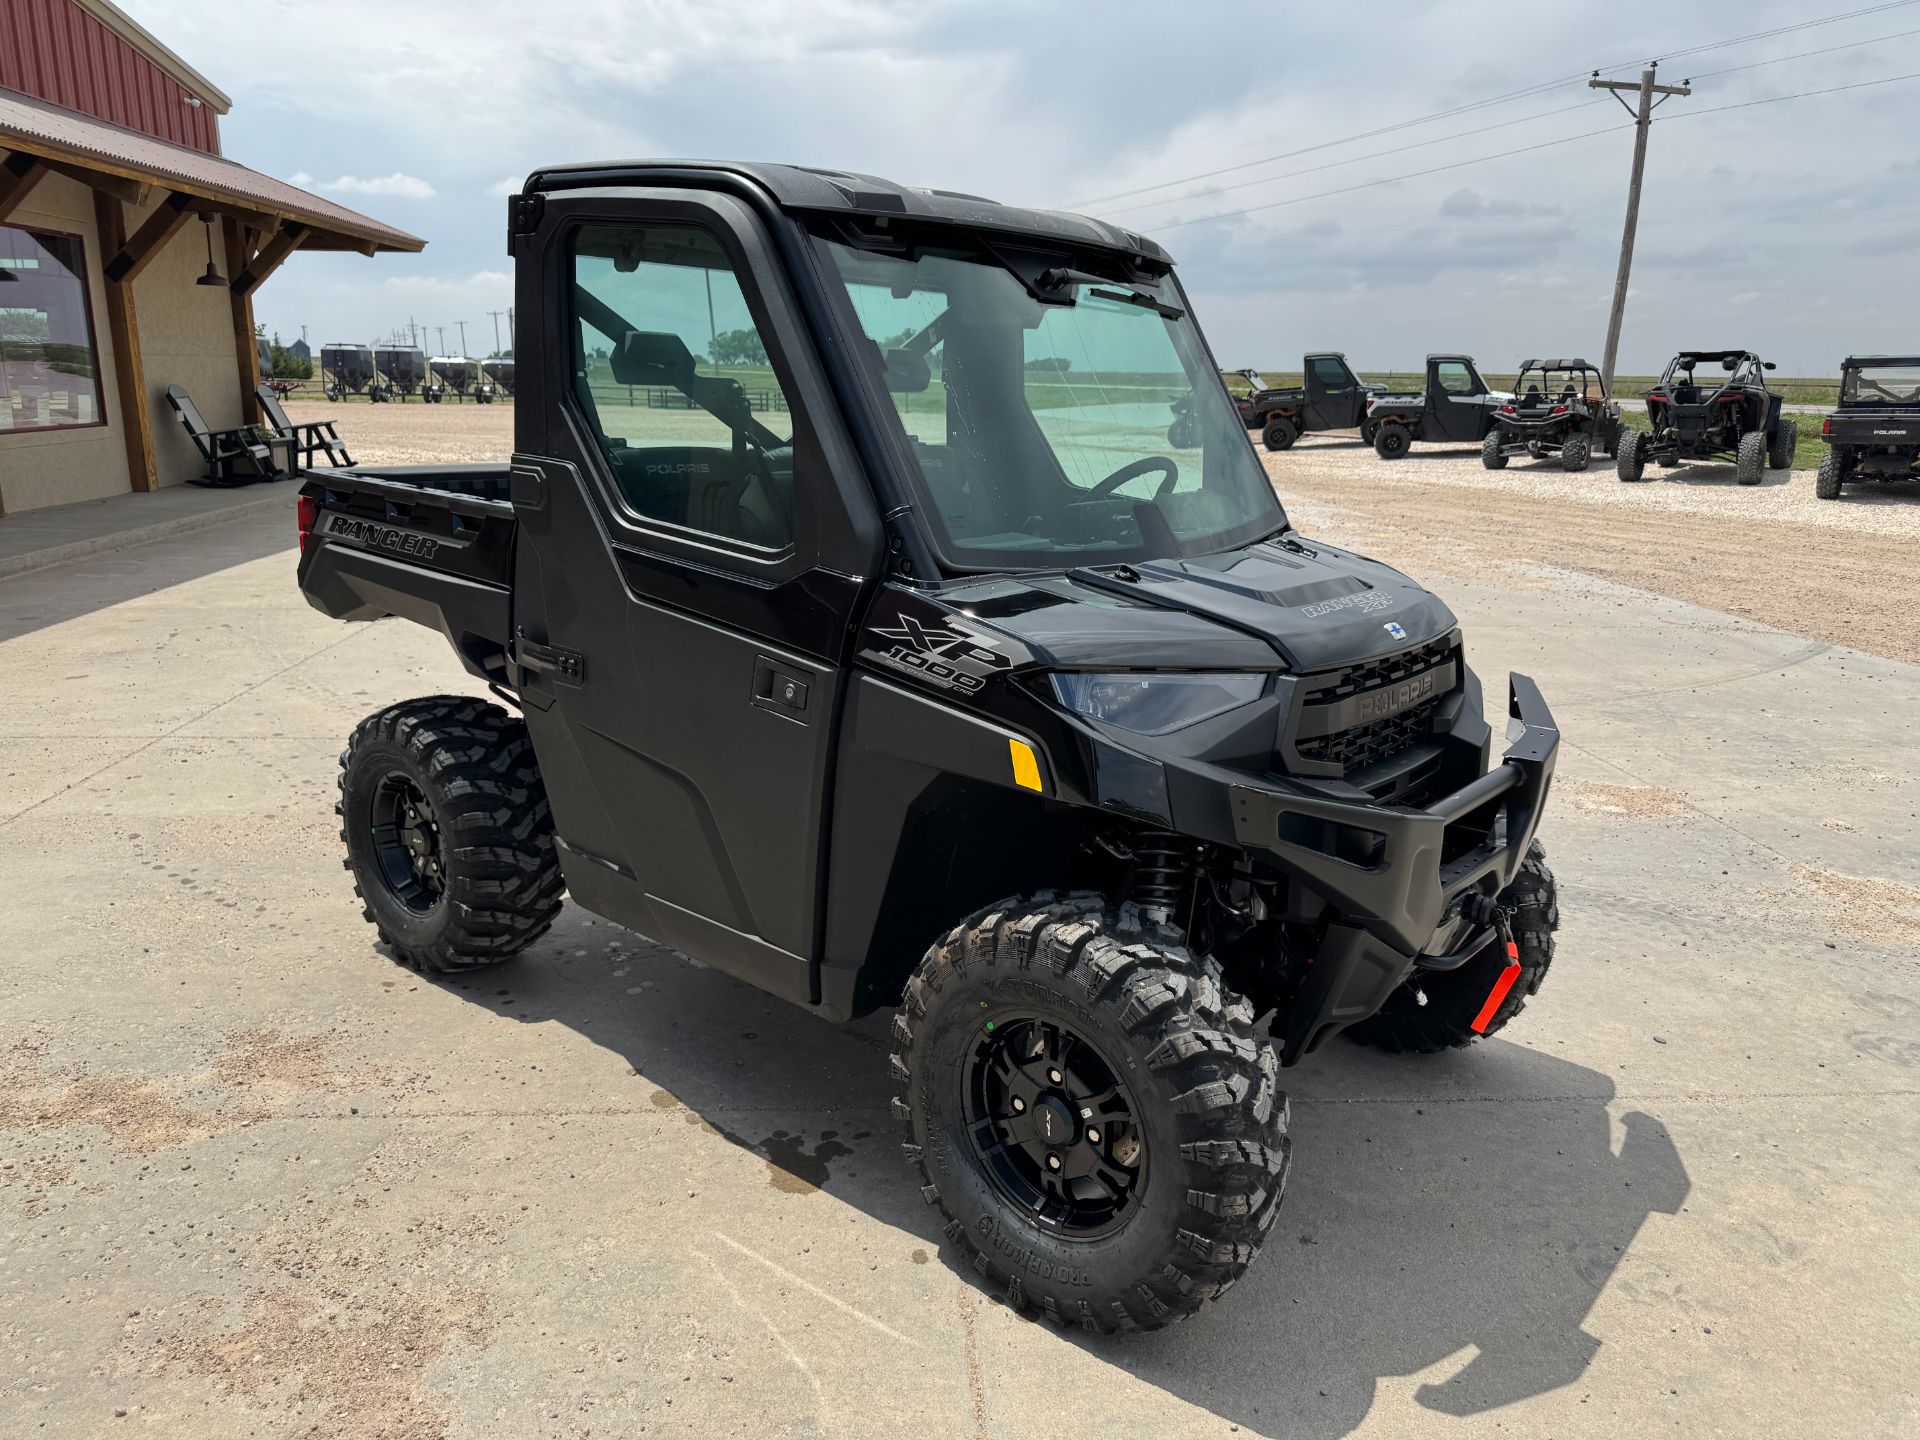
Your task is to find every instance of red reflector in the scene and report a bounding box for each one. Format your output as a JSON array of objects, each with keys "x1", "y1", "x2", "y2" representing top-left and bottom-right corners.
[
  {"x1": 1470, "y1": 956, "x2": 1523, "y2": 1034},
  {"x1": 1822, "y1": 416, "x2": 1832, "y2": 438},
  {"x1": 296, "y1": 495, "x2": 319, "y2": 553},
  {"x1": 1550, "y1": 405, "x2": 1567, "y2": 415},
  {"x1": 1500, "y1": 404, "x2": 1515, "y2": 415}
]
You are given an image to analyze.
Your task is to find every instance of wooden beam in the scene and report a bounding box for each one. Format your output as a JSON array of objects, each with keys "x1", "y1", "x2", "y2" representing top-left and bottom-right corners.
[
  {"x1": 105, "y1": 191, "x2": 194, "y2": 284},
  {"x1": 40, "y1": 158, "x2": 149, "y2": 207},
  {"x1": 0, "y1": 152, "x2": 50, "y2": 224},
  {"x1": 231, "y1": 222, "x2": 308, "y2": 296},
  {"x1": 93, "y1": 192, "x2": 159, "y2": 493},
  {"x1": 224, "y1": 217, "x2": 263, "y2": 425}
]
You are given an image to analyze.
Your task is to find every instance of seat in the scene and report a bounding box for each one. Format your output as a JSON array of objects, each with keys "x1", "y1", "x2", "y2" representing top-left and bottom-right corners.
[
  {"x1": 254, "y1": 385, "x2": 354, "y2": 468},
  {"x1": 164, "y1": 385, "x2": 288, "y2": 486}
]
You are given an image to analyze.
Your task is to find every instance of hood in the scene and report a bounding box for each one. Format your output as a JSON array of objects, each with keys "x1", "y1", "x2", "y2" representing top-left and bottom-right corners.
[{"x1": 945, "y1": 537, "x2": 1457, "y2": 674}]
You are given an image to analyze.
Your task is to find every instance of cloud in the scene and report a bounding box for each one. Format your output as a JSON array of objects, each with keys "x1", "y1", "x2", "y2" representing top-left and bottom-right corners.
[
  {"x1": 313, "y1": 173, "x2": 437, "y2": 199},
  {"x1": 1438, "y1": 188, "x2": 1563, "y2": 220},
  {"x1": 383, "y1": 269, "x2": 511, "y2": 293},
  {"x1": 487, "y1": 176, "x2": 521, "y2": 197}
]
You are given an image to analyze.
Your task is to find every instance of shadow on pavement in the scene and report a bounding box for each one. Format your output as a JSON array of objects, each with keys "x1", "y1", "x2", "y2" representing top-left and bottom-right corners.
[
  {"x1": 0, "y1": 504, "x2": 293, "y2": 646},
  {"x1": 426, "y1": 908, "x2": 1690, "y2": 1439}
]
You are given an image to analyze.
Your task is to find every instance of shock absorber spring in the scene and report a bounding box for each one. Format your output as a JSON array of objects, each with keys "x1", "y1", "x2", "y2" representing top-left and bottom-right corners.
[{"x1": 1129, "y1": 831, "x2": 1200, "y2": 916}]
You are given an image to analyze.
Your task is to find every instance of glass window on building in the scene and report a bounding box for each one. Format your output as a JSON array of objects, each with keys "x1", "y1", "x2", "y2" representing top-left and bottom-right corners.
[{"x1": 0, "y1": 225, "x2": 105, "y2": 434}]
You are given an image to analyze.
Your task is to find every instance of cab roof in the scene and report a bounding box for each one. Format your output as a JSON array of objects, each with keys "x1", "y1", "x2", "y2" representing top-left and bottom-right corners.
[
  {"x1": 1842, "y1": 354, "x2": 1920, "y2": 368},
  {"x1": 1673, "y1": 350, "x2": 1761, "y2": 364},
  {"x1": 521, "y1": 158, "x2": 1171, "y2": 266},
  {"x1": 1517, "y1": 357, "x2": 1598, "y2": 371}
]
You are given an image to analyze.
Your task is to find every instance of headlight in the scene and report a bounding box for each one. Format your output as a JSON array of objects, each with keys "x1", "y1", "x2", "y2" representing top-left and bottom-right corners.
[{"x1": 1049, "y1": 672, "x2": 1267, "y2": 735}]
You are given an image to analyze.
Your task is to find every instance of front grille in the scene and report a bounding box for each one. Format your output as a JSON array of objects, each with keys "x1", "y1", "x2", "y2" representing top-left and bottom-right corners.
[
  {"x1": 1296, "y1": 698, "x2": 1439, "y2": 770},
  {"x1": 1308, "y1": 636, "x2": 1453, "y2": 701}
]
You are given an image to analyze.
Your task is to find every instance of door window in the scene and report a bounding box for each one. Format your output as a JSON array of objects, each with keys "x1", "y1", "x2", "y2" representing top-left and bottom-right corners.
[
  {"x1": 1309, "y1": 356, "x2": 1351, "y2": 387},
  {"x1": 1435, "y1": 361, "x2": 1479, "y2": 395},
  {"x1": 570, "y1": 224, "x2": 795, "y2": 549}
]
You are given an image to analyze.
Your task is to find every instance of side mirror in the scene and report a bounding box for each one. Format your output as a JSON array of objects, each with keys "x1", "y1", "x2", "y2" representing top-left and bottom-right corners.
[
  {"x1": 883, "y1": 348, "x2": 932, "y2": 393},
  {"x1": 1764, "y1": 361, "x2": 1777, "y2": 371},
  {"x1": 610, "y1": 330, "x2": 696, "y2": 386}
]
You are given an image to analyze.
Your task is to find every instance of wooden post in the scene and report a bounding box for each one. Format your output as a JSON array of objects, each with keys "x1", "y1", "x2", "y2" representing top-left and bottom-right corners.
[
  {"x1": 223, "y1": 218, "x2": 262, "y2": 424},
  {"x1": 0, "y1": 151, "x2": 51, "y2": 224},
  {"x1": 93, "y1": 191, "x2": 159, "y2": 493}
]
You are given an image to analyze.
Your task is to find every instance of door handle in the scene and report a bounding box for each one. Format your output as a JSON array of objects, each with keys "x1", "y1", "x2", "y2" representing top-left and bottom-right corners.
[
  {"x1": 514, "y1": 629, "x2": 586, "y2": 685},
  {"x1": 752, "y1": 656, "x2": 810, "y2": 721}
]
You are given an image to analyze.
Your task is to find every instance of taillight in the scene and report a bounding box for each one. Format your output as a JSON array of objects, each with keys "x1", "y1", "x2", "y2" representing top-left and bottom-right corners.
[
  {"x1": 296, "y1": 495, "x2": 319, "y2": 553},
  {"x1": 1648, "y1": 391, "x2": 1665, "y2": 401},
  {"x1": 1500, "y1": 404, "x2": 1515, "y2": 415},
  {"x1": 1822, "y1": 416, "x2": 1832, "y2": 438},
  {"x1": 1550, "y1": 405, "x2": 1567, "y2": 416}
]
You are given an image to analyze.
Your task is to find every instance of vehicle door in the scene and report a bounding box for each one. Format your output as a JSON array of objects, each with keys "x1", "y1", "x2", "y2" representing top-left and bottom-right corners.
[
  {"x1": 1429, "y1": 357, "x2": 1494, "y2": 441},
  {"x1": 1306, "y1": 354, "x2": 1364, "y2": 429},
  {"x1": 507, "y1": 189, "x2": 882, "y2": 1004}
]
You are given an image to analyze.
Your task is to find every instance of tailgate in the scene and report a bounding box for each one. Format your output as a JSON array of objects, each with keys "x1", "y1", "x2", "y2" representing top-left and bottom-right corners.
[
  {"x1": 297, "y1": 466, "x2": 519, "y2": 678},
  {"x1": 1829, "y1": 411, "x2": 1920, "y2": 444}
]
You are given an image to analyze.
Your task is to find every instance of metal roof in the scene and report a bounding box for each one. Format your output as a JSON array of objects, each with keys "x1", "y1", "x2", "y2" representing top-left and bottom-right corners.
[
  {"x1": 1517, "y1": 358, "x2": 1599, "y2": 370},
  {"x1": 71, "y1": 0, "x2": 231, "y2": 112},
  {"x1": 0, "y1": 85, "x2": 423, "y2": 252},
  {"x1": 524, "y1": 159, "x2": 1172, "y2": 265},
  {"x1": 1841, "y1": 354, "x2": 1920, "y2": 368}
]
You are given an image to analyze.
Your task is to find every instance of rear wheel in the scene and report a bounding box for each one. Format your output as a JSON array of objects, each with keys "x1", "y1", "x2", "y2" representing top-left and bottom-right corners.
[
  {"x1": 1344, "y1": 841, "x2": 1558, "y2": 1054},
  {"x1": 1769, "y1": 417, "x2": 1798, "y2": 471},
  {"x1": 1815, "y1": 450, "x2": 1845, "y2": 500},
  {"x1": 1373, "y1": 424, "x2": 1411, "y2": 460},
  {"x1": 894, "y1": 896, "x2": 1289, "y2": 1333},
  {"x1": 1560, "y1": 432, "x2": 1592, "y2": 473},
  {"x1": 1616, "y1": 428, "x2": 1649, "y2": 482},
  {"x1": 1262, "y1": 417, "x2": 1298, "y2": 451},
  {"x1": 338, "y1": 696, "x2": 565, "y2": 973},
  {"x1": 1481, "y1": 431, "x2": 1509, "y2": 469},
  {"x1": 1736, "y1": 430, "x2": 1767, "y2": 485}
]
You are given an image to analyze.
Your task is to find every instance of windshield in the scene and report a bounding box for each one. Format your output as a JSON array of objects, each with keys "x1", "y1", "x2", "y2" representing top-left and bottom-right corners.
[
  {"x1": 815, "y1": 233, "x2": 1284, "y2": 572},
  {"x1": 1841, "y1": 364, "x2": 1920, "y2": 404}
]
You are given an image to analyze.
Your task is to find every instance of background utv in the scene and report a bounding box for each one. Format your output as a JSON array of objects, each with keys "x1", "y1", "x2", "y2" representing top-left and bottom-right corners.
[{"x1": 298, "y1": 160, "x2": 1564, "y2": 1333}]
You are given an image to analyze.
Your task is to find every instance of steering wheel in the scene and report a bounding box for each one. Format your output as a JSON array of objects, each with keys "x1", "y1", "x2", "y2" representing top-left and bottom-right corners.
[{"x1": 1089, "y1": 455, "x2": 1179, "y2": 501}]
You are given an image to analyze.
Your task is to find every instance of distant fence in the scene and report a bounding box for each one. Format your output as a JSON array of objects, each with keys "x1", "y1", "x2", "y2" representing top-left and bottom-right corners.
[{"x1": 586, "y1": 383, "x2": 789, "y2": 414}]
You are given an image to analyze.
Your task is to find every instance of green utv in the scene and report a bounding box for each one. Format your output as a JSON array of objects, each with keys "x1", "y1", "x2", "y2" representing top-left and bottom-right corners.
[{"x1": 297, "y1": 161, "x2": 1563, "y2": 1332}]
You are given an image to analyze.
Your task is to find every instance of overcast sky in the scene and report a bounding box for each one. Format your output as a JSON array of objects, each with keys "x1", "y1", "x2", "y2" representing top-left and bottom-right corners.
[{"x1": 125, "y1": 0, "x2": 1920, "y2": 376}]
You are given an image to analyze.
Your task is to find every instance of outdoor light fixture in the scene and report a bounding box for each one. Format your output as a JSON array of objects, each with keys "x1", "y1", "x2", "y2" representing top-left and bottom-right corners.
[{"x1": 195, "y1": 215, "x2": 226, "y2": 287}]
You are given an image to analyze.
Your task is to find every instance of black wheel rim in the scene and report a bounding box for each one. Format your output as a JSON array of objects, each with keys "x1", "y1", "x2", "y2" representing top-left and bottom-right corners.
[
  {"x1": 368, "y1": 771, "x2": 446, "y2": 913},
  {"x1": 962, "y1": 1014, "x2": 1144, "y2": 1237}
]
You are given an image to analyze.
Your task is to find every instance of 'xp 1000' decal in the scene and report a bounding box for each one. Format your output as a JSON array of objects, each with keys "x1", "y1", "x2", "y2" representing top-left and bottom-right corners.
[{"x1": 869, "y1": 614, "x2": 1011, "y2": 694}]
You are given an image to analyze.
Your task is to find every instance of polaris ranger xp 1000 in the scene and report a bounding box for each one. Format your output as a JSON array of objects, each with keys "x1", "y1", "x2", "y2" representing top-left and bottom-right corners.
[{"x1": 297, "y1": 161, "x2": 1563, "y2": 1333}]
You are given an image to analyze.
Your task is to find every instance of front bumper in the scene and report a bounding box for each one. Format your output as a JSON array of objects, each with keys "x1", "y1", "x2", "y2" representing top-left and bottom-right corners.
[{"x1": 1228, "y1": 673, "x2": 1559, "y2": 1060}]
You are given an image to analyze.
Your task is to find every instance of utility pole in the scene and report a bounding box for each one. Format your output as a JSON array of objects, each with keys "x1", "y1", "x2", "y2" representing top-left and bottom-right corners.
[
  {"x1": 507, "y1": 307, "x2": 515, "y2": 350},
  {"x1": 456, "y1": 320, "x2": 469, "y2": 357},
  {"x1": 1591, "y1": 63, "x2": 1691, "y2": 392},
  {"x1": 435, "y1": 325, "x2": 447, "y2": 355},
  {"x1": 486, "y1": 309, "x2": 505, "y2": 356}
]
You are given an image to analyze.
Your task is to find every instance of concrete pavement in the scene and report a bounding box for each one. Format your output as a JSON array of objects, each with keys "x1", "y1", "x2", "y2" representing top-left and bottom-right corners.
[{"x1": 1, "y1": 504, "x2": 1915, "y2": 1438}]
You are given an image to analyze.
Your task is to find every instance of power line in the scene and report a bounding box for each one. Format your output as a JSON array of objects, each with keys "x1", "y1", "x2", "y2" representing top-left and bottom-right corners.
[
  {"x1": 1141, "y1": 68, "x2": 1920, "y2": 237},
  {"x1": 1068, "y1": 0, "x2": 1920, "y2": 213},
  {"x1": 1096, "y1": 99, "x2": 1605, "y2": 221},
  {"x1": 1106, "y1": 24, "x2": 1920, "y2": 223}
]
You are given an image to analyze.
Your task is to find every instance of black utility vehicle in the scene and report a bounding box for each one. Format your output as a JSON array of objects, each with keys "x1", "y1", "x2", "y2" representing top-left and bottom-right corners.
[
  {"x1": 1241, "y1": 353, "x2": 1387, "y2": 451},
  {"x1": 1365, "y1": 355, "x2": 1508, "y2": 459},
  {"x1": 1483, "y1": 358, "x2": 1621, "y2": 473},
  {"x1": 1815, "y1": 355, "x2": 1920, "y2": 500},
  {"x1": 297, "y1": 161, "x2": 1563, "y2": 1333},
  {"x1": 1618, "y1": 349, "x2": 1796, "y2": 485}
]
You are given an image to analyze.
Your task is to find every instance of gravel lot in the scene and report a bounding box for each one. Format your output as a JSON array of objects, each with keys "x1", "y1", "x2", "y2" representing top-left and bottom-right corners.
[{"x1": 4, "y1": 399, "x2": 1916, "y2": 1438}]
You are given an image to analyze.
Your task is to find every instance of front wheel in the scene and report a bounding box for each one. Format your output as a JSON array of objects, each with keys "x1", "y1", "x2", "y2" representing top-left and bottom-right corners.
[
  {"x1": 1343, "y1": 841, "x2": 1558, "y2": 1054},
  {"x1": 338, "y1": 696, "x2": 565, "y2": 973},
  {"x1": 1373, "y1": 424, "x2": 1411, "y2": 460},
  {"x1": 1736, "y1": 429, "x2": 1767, "y2": 485},
  {"x1": 894, "y1": 896, "x2": 1288, "y2": 1333},
  {"x1": 1560, "y1": 432, "x2": 1591, "y2": 473},
  {"x1": 1616, "y1": 428, "x2": 1649, "y2": 482},
  {"x1": 1262, "y1": 416, "x2": 1299, "y2": 451},
  {"x1": 1481, "y1": 431, "x2": 1509, "y2": 469}
]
